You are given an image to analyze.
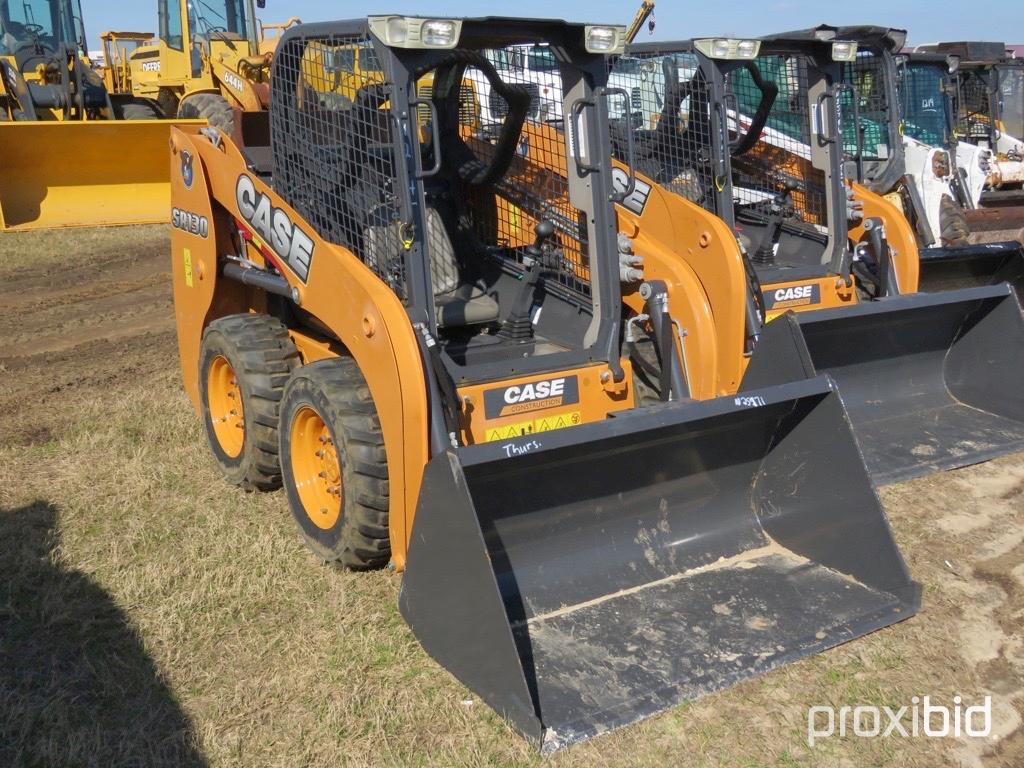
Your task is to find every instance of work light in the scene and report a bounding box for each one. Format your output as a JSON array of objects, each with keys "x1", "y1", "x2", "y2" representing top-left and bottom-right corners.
[
  {"x1": 368, "y1": 16, "x2": 462, "y2": 49},
  {"x1": 694, "y1": 38, "x2": 761, "y2": 60},
  {"x1": 831, "y1": 41, "x2": 858, "y2": 62},
  {"x1": 585, "y1": 25, "x2": 626, "y2": 54}
]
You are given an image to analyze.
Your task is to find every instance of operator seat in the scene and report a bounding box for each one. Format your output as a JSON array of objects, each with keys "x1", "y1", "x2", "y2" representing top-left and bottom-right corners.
[
  {"x1": 364, "y1": 207, "x2": 499, "y2": 329},
  {"x1": 346, "y1": 84, "x2": 498, "y2": 328}
]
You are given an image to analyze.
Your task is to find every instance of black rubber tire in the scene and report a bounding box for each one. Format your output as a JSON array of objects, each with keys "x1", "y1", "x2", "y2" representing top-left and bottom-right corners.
[
  {"x1": 198, "y1": 314, "x2": 299, "y2": 490},
  {"x1": 157, "y1": 88, "x2": 180, "y2": 118},
  {"x1": 279, "y1": 358, "x2": 390, "y2": 569},
  {"x1": 113, "y1": 98, "x2": 162, "y2": 120},
  {"x1": 939, "y1": 193, "x2": 972, "y2": 247},
  {"x1": 178, "y1": 92, "x2": 234, "y2": 134}
]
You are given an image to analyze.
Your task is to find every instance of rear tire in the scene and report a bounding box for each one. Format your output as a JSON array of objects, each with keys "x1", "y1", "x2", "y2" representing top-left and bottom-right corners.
[
  {"x1": 198, "y1": 314, "x2": 299, "y2": 490},
  {"x1": 279, "y1": 358, "x2": 390, "y2": 569},
  {"x1": 178, "y1": 92, "x2": 234, "y2": 134},
  {"x1": 112, "y1": 98, "x2": 162, "y2": 120}
]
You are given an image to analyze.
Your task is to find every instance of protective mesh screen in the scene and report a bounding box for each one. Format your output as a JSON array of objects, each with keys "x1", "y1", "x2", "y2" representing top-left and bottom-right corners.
[
  {"x1": 270, "y1": 34, "x2": 593, "y2": 306},
  {"x1": 955, "y1": 70, "x2": 993, "y2": 142},
  {"x1": 270, "y1": 34, "x2": 405, "y2": 295},
  {"x1": 460, "y1": 46, "x2": 591, "y2": 299},
  {"x1": 999, "y1": 66, "x2": 1024, "y2": 141},
  {"x1": 605, "y1": 52, "x2": 720, "y2": 215},
  {"x1": 725, "y1": 54, "x2": 828, "y2": 228},
  {"x1": 839, "y1": 51, "x2": 892, "y2": 161},
  {"x1": 898, "y1": 63, "x2": 952, "y2": 147}
]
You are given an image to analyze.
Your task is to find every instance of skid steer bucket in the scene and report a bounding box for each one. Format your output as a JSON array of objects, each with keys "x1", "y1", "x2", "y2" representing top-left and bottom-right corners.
[
  {"x1": 0, "y1": 120, "x2": 200, "y2": 232},
  {"x1": 743, "y1": 285, "x2": 1024, "y2": 485},
  {"x1": 400, "y1": 376, "x2": 919, "y2": 753},
  {"x1": 917, "y1": 242, "x2": 1024, "y2": 299}
]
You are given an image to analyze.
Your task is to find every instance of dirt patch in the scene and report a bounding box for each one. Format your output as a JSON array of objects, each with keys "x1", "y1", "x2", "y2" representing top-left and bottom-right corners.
[
  {"x1": 878, "y1": 458, "x2": 1024, "y2": 768},
  {"x1": 0, "y1": 226, "x2": 174, "y2": 446}
]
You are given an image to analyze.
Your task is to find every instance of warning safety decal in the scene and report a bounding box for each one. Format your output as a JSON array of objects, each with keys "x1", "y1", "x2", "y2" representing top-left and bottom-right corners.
[{"x1": 485, "y1": 411, "x2": 583, "y2": 442}]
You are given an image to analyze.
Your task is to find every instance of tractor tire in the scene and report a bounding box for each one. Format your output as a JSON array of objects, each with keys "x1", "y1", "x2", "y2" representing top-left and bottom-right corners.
[
  {"x1": 198, "y1": 314, "x2": 299, "y2": 490},
  {"x1": 178, "y1": 92, "x2": 234, "y2": 134},
  {"x1": 939, "y1": 194, "x2": 972, "y2": 247},
  {"x1": 279, "y1": 358, "x2": 390, "y2": 570},
  {"x1": 112, "y1": 98, "x2": 162, "y2": 120}
]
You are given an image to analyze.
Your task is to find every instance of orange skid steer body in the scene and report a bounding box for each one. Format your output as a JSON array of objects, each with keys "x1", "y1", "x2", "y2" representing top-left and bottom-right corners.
[
  {"x1": 171, "y1": 16, "x2": 919, "y2": 752},
  {"x1": 610, "y1": 33, "x2": 1024, "y2": 484}
]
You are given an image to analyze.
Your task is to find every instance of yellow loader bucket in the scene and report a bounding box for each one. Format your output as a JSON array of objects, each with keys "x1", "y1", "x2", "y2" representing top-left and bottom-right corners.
[{"x1": 0, "y1": 120, "x2": 203, "y2": 232}]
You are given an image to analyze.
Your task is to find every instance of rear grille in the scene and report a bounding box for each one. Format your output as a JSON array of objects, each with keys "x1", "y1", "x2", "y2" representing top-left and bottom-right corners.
[
  {"x1": 417, "y1": 83, "x2": 478, "y2": 125},
  {"x1": 458, "y1": 84, "x2": 478, "y2": 123},
  {"x1": 489, "y1": 82, "x2": 540, "y2": 120}
]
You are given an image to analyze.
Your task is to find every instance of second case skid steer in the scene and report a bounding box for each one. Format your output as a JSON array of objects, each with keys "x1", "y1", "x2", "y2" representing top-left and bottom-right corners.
[
  {"x1": 171, "y1": 15, "x2": 918, "y2": 753},
  {"x1": 609, "y1": 30, "x2": 1024, "y2": 484}
]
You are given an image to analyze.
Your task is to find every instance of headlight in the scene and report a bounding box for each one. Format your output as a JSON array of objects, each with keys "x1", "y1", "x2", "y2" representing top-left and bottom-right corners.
[
  {"x1": 694, "y1": 38, "x2": 761, "y2": 60},
  {"x1": 831, "y1": 41, "x2": 858, "y2": 62},
  {"x1": 369, "y1": 16, "x2": 462, "y2": 49},
  {"x1": 422, "y1": 20, "x2": 458, "y2": 47},
  {"x1": 736, "y1": 40, "x2": 759, "y2": 59},
  {"x1": 386, "y1": 18, "x2": 408, "y2": 45},
  {"x1": 585, "y1": 25, "x2": 626, "y2": 55}
]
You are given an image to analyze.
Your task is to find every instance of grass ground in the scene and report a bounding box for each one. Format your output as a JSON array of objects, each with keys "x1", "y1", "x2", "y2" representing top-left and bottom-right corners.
[{"x1": 0, "y1": 226, "x2": 1022, "y2": 767}]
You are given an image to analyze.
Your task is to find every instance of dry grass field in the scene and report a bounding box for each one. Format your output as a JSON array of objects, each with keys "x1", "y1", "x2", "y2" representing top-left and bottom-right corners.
[{"x1": 1, "y1": 225, "x2": 1022, "y2": 767}]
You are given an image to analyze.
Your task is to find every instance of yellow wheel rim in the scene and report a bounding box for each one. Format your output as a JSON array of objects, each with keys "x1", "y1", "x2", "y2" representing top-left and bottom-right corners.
[
  {"x1": 290, "y1": 405, "x2": 343, "y2": 530},
  {"x1": 207, "y1": 355, "x2": 245, "y2": 458}
]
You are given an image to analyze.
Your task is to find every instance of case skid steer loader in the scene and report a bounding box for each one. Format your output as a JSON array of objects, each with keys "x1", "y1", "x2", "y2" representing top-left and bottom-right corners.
[
  {"x1": 171, "y1": 15, "x2": 920, "y2": 752},
  {"x1": 610, "y1": 30, "x2": 1024, "y2": 483},
  {"x1": 0, "y1": 0, "x2": 199, "y2": 230},
  {"x1": 832, "y1": 29, "x2": 1024, "y2": 291}
]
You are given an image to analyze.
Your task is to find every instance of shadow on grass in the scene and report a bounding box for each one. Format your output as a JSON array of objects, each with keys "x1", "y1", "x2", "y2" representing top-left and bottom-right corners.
[{"x1": 0, "y1": 501, "x2": 207, "y2": 766}]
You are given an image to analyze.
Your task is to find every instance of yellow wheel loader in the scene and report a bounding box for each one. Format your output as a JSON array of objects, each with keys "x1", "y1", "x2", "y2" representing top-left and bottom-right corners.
[
  {"x1": 121, "y1": 0, "x2": 297, "y2": 137},
  {"x1": 609, "y1": 31, "x2": 1024, "y2": 484},
  {"x1": 172, "y1": 15, "x2": 920, "y2": 752},
  {"x1": 0, "y1": 0, "x2": 199, "y2": 231}
]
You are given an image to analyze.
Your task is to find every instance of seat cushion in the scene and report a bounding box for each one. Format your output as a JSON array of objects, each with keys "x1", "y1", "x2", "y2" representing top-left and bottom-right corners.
[{"x1": 435, "y1": 283, "x2": 500, "y2": 327}]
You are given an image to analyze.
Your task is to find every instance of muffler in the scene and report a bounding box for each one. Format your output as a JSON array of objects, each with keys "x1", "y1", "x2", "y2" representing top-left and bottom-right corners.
[
  {"x1": 399, "y1": 376, "x2": 919, "y2": 752},
  {"x1": 743, "y1": 284, "x2": 1024, "y2": 484}
]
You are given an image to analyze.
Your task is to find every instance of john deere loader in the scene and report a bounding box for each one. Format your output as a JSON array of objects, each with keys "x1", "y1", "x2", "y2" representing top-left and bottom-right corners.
[
  {"x1": 171, "y1": 15, "x2": 920, "y2": 751},
  {"x1": 118, "y1": 0, "x2": 298, "y2": 137},
  {"x1": 0, "y1": 0, "x2": 199, "y2": 230},
  {"x1": 609, "y1": 30, "x2": 1024, "y2": 483}
]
